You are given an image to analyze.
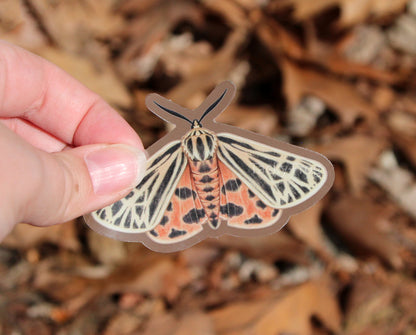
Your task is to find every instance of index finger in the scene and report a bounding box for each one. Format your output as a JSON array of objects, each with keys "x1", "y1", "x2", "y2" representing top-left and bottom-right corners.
[{"x1": 0, "y1": 41, "x2": 143, "y2": 149}]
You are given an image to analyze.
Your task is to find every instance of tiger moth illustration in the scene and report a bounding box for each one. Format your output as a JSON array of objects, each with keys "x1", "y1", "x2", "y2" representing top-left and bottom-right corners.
[{"x1": 85, "y1": 81, "x2": 334, "y2": 252}]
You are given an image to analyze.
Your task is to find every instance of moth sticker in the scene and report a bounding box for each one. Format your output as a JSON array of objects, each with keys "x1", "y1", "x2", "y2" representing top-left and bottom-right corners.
[{"x1": 85, "y1": 81, "x2": 334, "y2": 252}]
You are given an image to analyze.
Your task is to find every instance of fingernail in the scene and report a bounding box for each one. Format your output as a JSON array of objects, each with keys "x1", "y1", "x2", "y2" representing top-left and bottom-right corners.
[{"x1": 84, "y1": 145, "x2": 147, "y2": 195}]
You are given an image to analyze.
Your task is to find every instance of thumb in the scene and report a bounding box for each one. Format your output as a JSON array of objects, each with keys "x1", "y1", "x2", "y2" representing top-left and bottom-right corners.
[{"x1": 0, "y1": 125, "x2": 146, "y2": 238}]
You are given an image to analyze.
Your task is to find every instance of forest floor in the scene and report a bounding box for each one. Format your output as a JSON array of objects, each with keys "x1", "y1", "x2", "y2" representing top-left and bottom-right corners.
[{"x1": 2, "y1": 0, "x2": 416, "y2": 334}]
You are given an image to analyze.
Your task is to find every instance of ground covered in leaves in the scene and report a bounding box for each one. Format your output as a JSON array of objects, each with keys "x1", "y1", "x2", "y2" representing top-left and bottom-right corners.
[{"x1": 2, "y1": 0, "x2": 416, "y2": 334}]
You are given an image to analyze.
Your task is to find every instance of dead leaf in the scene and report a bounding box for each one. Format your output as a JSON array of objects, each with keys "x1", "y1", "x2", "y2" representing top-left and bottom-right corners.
[
  {"x1": 325, "y1": 195, "x2": 402, "y2": 269},
  {"x1": 2, "y1": 221, "x2": 80, "y2": 251},
  {"x1": 210, "y1": 278, "x2": 341, "y2": 335},
  {"x1": 273, "y1": 0, "x2": 408, "y2": 27},
  {"x1": 289, "y1": 200, "x2": 333, "y2": 258},
  {"x1": 27, "y1": 0, "x2": 124, "y2": 52},
  {"x1": 315, "y1": 135, "x2": 385, "y2": 194},
  {"x1": 282, "y1": 59, "x2": 377, "y2": 127},
  {"x1": 370, "y1": 150, "x2": 416, "y2": 220},
  {"x1": 36, "y1": 46, "x2": 133, "y2": 109}
]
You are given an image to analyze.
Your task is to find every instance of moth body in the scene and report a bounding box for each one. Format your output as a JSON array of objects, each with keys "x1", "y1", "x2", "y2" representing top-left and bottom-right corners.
[{"x1": 182, "y1": 122, "x2": 221, "y2": 228}]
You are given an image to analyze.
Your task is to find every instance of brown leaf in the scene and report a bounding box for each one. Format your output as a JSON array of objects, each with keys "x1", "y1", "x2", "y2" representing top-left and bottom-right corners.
[
  {"x1": 3, "y1": 221, "x2": 80, "y2": 251},
  {"x1": 289, "y1": 200, "x2": 332, "y2": 258},
  {"x1": 210, "y1": 278, "x2": 341, "y2": 335},
  {"x1": 282, "y1": 59, "x2": 377, "y2": 127},
  {"x1": 217, "y1": 104, "x2": 279, "y2": 136},
  {"x1": 27, "y1": 0, "x2": 124, "y2": 52},
  {"x1": 37, "y1": 46, "x2": 133, "y2": 109},
  {"x1": 315, "y1": 135, "x2": 385, "y2": 194},
  {"x1": 325, "y1": 195, "x2": 402, "y2": 269},
  {"x1": 208, "y1": 230, "x2": 310, "y2": 264},
  {"x1": 272, "y1": 0, "x2": 408, "y2": 27}
]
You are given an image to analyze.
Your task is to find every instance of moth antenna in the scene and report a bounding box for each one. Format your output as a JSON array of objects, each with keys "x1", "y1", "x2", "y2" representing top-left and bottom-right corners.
[
  {"x1": 153, "y1": 101, "x2": 193, "y2": 125},
  {"x1": 198, "y1": 89, "x2": 227, "y2": 123}
]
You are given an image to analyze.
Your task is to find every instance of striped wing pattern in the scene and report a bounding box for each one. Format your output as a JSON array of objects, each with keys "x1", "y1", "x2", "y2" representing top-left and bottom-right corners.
[
  {"x1": 217, "y1": 133, "x2": 327, "y2": 209},
  {"x1": 92, "y1": 141, "x2": 187, "y2": 233}
]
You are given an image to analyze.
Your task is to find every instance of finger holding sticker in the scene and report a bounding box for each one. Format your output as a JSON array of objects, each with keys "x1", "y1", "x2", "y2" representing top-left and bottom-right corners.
[{"x1": 84, "y1": 82, "x2": 334, "y2": 252}]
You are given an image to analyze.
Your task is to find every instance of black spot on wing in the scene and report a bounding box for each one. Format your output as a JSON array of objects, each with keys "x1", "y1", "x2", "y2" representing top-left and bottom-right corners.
[
  {"x1": 168, "y1": 229, "x2": 187, "y2": 238},
  {"x1": 277, "y1": 182, "x2": 285, "y2": 193},
  {"x1": 203, "y1": 186, "x2": 214, "y2": 192},
  {"x1": 140, "y1": 223, "x2": 146, "y2": 229},
  {"x1": 159, "y1": 216, "x2": 169, "y2": 226},
  {"x1": 256, "y1": 200, "x2": 267, "y2": 209},
  {"x1": 251, "y1": 154, "x2": 276, "y2": 167},
  {"x1": 124, "y1": 211, "x2": 132, "y2": 228},
  {"x1": 167, "y1": 202, "x2": 173, "y2": 211},
  {"x1": 111, "y1": 201, "x2": 123, "y2": 216},
  {"x1": 150, "y1": 230, "x2": 158, "y2": 237},
  {"x1": 295, "y1": 169, "x2": 308, "y2": 183},
  {"x1": 125, "y1": 191, "x2": 135, "y2": 199},
  {"x1": 133, "y1": 222, "x2": 139, "y2": 229},
  {"x1": 223, "y1": 179, "x2": 242, "y2": 192},
  {"x1": 175, "y1": 187, "x2": 193, "y2": 199},
  {"x1": 199, "y1": 164, "x2": 211, "y2": 173},
  {"x1": 313, "y1": 174, "x2": 321, "y2": 183},
  {"x1": 99, "y1": 210, "x2": 106, "y2": 220},
  {"x1": 150, "y1": 142, "x2": 181, "y2": 168},
  {"x1": 114, "y1": 216, "x2": 122, "y2": 226},
  {"x1": 280, "y1": 162, "x2": 293, "y2": 173},
  {"x1": 220, "y1": 203, "x2": 244, "y2": 217},
  {"x1": 205, "y1": 195, "x2": 215, "y2": 201},
  {"x1": 135, "y1": 206, "x2": 143, "y2": 216},
  {"x1": 219, "y1": 147, "x2": 276, "y2": 201},
  {"x1": 148, "y1": 154, "x2": 185, "y2": 222},
  {"x1": 200, "y1": 175, "x2": 214, "y2": 183},
  {"x1": 218, "y1": 135, "x2": 255, "y2": 150},
  {"x1": 287, "y1": 156, "x2": 295, "y2": 161},
  {"x1": 183, "y1": 208, "x2": 206, "y2": 223},
  {"x1": 289, "y1": 185, "x2": 301, "y2": 199},
  {"x1": 266, "y1": 151, "x2": 281, "y2": 157},
  {"x1": 244, "y1": 214, "x2": 263, "y2": 224},
  {"x1": 207, "y1": 203, "x2": 216, "y2": 209},
  {"x1": 272, "y1": 209, "x2": 280, "y2": 217},
  {"x1": 248, "y1": 189, "x2": 255, "y2": 198}
]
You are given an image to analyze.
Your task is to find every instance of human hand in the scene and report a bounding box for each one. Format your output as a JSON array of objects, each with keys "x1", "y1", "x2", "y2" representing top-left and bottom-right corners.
[{"x1": 0, "y1": 41, "x2": 146, "y2": 240}]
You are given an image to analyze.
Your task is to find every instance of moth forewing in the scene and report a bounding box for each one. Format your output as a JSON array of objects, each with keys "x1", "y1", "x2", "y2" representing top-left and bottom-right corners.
[
  {"x1": 92, "y1": 140, "x2": 187, "y2": 233},
  {"x1": 216, "y1": 133, "x2": 328, "y2": 209}
]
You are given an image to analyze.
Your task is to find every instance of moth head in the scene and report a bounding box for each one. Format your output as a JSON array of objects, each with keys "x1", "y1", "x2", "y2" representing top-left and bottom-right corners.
[{"x1": 182, "y1": 127, "x2": 217, "y2": 161}]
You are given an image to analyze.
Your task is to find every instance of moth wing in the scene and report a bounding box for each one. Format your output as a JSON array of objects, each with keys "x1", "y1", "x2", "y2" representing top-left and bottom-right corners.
[
  {"x1": 92, "y1": 141, "x2": 187, "y2": 233},
  {"x1": 146, "y1": 164, "x2": 208, "y2": 244},
  {"x1": 217, "y1": 133, "x2": 327, "y2": 209},
  {"x1": 218, "y1": 160, "x2": 282, "y2": 228}
]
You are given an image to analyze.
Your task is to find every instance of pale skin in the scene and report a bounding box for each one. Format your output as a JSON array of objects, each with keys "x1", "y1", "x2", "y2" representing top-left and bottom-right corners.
[{"x1": 0, "y1": 41, "x2": 147, "y2": 240}]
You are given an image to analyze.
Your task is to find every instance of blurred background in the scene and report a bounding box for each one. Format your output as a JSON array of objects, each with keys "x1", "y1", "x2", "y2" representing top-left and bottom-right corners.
[{"x1": 1, "y1": 0, "x2": 416, "y2": 334}]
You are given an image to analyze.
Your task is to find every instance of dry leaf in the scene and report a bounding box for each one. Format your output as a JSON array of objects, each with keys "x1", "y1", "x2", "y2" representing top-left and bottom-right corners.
[
  {"x1": 315, "y1": 135, "x2": 385, "y2": 194},
  {"x1": 2, "y1": 221, "x2": 80, "y2": 251},
  {"x1": 210, "y1": 278, "x2": 341, "y2": 335},
  {"x1": 273, "y1": 0, "x2": 408, "y2": 26},
  {"x1": 37, "y1": 46, "x2": 132, "y2": 109},
  {"x1": 325, "y1": 195, "x2": 402, "y2": 269},
  {"x1": 27, "y1": 0, "x2": 124, "y2": 52},
  {"x1": 370, "y1": 150, "x2": 416, "y2": 220},
  {"x1": 289, "y1": 200, "x2": 332, "y2": 258},
  {"x1": 282, "y1": 59, "x2": 377, "y2": 127}
]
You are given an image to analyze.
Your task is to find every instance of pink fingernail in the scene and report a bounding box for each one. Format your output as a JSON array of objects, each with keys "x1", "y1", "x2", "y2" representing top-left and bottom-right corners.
[{"x1": 85, "y1": 145, "x2": 146, "y2": 195}]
